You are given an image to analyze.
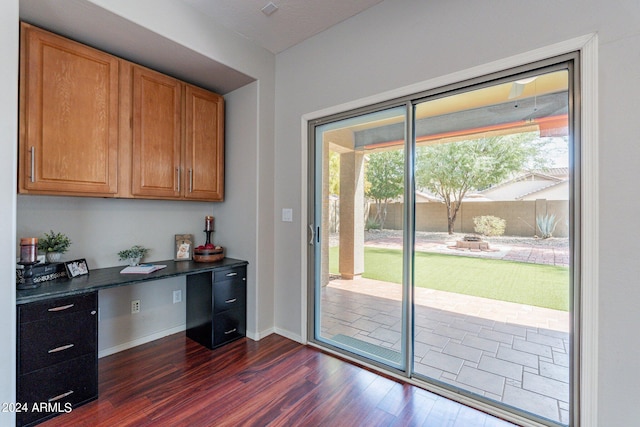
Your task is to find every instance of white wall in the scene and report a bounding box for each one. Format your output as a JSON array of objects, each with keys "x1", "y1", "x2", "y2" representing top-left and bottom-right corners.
[
  {"x1": 215, "y1": 80, "x2": 275, "y2": 338},
  {"x1": 273, "y1": 0, "x2": 640, "y2": 424},
  {"x1": 17, "y1": 197, "x2": 216, "y2": 268},
  {"x1": 0, "y1": 0, "x2": 18, "y2": 425},
  {"x1": 98, "y1": 276, "x2": 185, "y2": 356}
]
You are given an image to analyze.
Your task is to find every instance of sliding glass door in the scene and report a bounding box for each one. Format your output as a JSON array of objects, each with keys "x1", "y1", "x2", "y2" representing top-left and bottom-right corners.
[
  {"x1": 309, "y1": 59, "x2": 577, "y2": 426},
  {"x1": 411, "y1": 69, "x2": 573, "y2": 425},
  {"x1": 311, "y1": 106, "x2": 409, "y2": 370}
]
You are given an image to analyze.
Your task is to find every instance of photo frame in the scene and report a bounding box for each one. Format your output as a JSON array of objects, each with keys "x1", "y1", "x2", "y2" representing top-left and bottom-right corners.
[
  {"x1": 64, "y1": 259, "x2": 89, "y2": 278},
  {"x1": 174, "y1": 234, "x2": 193, "y2": 261}
]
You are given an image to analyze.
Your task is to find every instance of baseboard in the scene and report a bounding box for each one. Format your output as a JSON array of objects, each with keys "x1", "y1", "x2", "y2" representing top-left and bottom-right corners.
[
  {"x1": 273, "y1": 327, "x2": 303, "y2": 344},
  {"x1": 98, "y1": 324, "x2": 186, "y2": 358},
  {"x1": 98, "y1": 325, "x2": 303, "y2": 357},
  {"x1": 246, "y1": 327, "x2": 272, "y2": 341}
]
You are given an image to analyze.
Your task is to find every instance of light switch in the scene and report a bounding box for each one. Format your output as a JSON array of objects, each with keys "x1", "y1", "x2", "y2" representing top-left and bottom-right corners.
[{"x1": 282, "y1": 208, "x2": 293, "y2": 222}]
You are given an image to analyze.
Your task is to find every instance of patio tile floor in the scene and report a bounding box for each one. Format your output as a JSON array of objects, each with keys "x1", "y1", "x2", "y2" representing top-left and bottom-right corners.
[{"x1": 320, "y1": 277, "x2": 570, "y2": 425}]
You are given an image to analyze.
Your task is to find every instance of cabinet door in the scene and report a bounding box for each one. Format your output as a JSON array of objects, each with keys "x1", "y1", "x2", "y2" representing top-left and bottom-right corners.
[
  {"x1": 19, "y1": 23, "x2": 119, "y2": 195},
  {"x1": 184, "y1": 85, "x2": 225, "y2": 201},
  {"x1": 131, "y1": 66, "x2": 182, "y2": 198}
]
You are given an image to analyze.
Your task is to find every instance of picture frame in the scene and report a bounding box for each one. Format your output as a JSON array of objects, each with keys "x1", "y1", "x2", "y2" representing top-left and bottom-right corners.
[
  {"x1": 64, "y1": 259, "x2": 89, "y2": 278},
  {"x1": 174, "y1": 234, "x2": 193, "y2": 261}
]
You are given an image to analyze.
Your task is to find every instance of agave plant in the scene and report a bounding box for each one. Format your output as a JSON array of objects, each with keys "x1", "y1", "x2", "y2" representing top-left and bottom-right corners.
[{"x1": 536, "y1": 214, "x2": 559, "y2": 239}]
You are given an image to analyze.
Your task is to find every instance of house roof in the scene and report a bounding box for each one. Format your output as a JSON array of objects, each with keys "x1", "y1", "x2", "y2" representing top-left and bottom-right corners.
[
  {"x1": 477, "y1": 170, "x2": 568, "y2": 201},
  {"x1": 543, "y1": 167, "x2": 569, "y2": 177},
  {"x1": 513, "y1": 180, "x2": 568, "y2": 200}
]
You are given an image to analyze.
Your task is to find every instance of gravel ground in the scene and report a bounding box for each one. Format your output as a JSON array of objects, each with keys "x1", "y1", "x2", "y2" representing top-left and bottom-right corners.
[{"x1": 330, "y1": 229, "x2": 569, "y2": 248}]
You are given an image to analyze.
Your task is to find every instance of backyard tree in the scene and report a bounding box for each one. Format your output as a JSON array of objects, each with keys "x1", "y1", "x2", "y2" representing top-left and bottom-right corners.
[
  {"x1": 329, "y1": 151, "x2": 340, "y2": 195},
  {"x1": 416, "y1": 133, "x2": 546, "y2": 234},
  {"x1": 365, "y1": 149, "x2": 404, "y2": 228}
]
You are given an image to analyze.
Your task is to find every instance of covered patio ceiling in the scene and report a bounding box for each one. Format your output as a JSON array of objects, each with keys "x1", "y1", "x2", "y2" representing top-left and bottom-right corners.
[{"x1": 324, "y1": 70, "x2": 569, "y2": 153}]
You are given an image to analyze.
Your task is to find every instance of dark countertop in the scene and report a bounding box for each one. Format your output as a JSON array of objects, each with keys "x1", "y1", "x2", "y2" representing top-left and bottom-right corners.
[{"x1": 16, "y1": 257, "x2": 248, "y2": 305}]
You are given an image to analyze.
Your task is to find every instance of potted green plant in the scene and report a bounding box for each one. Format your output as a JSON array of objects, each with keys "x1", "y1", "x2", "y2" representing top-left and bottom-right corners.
[
  {"x1": 118, "y1": 245, "x2": 149, "y2": 266},
  {"x1": 38, "y1": 230, "x2": 72, "y2": 263}
]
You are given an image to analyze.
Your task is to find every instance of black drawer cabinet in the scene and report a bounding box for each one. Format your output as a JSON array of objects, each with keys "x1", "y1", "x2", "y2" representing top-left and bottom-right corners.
[
  {"x1": 186, "y1": 265, "x2": 247, "y2": 349},
  {"x1": 17, "y1": 292, "x2": 98, "y2": 426}
]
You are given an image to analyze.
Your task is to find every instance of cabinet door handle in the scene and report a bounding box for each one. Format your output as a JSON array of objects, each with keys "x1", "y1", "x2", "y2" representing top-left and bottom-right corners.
[
  {"x1": 48, "y1": 390, "x2": 74, "y2": 403},
  {"x1": 189, "y1": 168, "x2": 193, "y2": 193},
  {"x1": 176, "y1": 167, "x2": 181, "y2": 192},
  {"x1": 29, "y1": 146, "x2": 35, "y2": 183},
  {"x1": 48, "y1": 304, "x2": 74, "y2": 312},
  {"x1": 48, "y1": 343, "x2": 74, "y2": 354},
  {"x1": 226, "y1": 272, "x2": 238, "y2": 277},
  {"x1": 224, "y1": 328, "x2": 237, "y2": 335},
  {"x1": 225, "y1": 298, "x2": 237, "y2": 304}
]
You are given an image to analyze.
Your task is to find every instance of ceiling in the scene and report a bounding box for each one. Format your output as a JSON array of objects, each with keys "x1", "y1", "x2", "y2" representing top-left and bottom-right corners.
[
  {"x1": 179, "y1": 0, "x2": 385, "y2": 54},
  {"x1": 19, "y1": 0, "x2": 384, "y2": 94}
]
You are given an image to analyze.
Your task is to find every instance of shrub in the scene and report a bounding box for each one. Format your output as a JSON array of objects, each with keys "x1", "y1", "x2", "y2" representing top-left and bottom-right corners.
[
  {"x1": 473, "y1": 216, "x2": 506, "y2": 236},
  {"x1": 365, "y1": 219, "x2": 381, "y2": 231},
  {"x1": 536, "y1": 214, "x2": 559, "y2": 239}
]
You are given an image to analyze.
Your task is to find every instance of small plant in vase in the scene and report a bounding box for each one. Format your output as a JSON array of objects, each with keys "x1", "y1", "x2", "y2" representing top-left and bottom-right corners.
[
  {"x1": 38, "y1": 230, "x2": 72, "y2": 263},
  {"x1": 118, "y1": 245, "x2": 149, "y2": 266}
]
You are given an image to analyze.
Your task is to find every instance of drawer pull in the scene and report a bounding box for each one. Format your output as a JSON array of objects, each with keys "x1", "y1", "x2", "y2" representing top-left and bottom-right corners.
[
  {"x1": 48, "y1": 344, "x2": 74, "y2": 354},
  {"x1": 48, "y1": 304, "x2": 74, "y2": 312},
  {"x1": 48, "y1": 390, "x2": 74, "y2": 403},
  {"x1": 225, "y1": 272, "x2": 238, "y2": 277},
  {"x1": 225, "y1": 298, "x2": 237, "y2": 304},
  {"x1": 224, "y1": 328, "x2": 237, "y2": 335}
]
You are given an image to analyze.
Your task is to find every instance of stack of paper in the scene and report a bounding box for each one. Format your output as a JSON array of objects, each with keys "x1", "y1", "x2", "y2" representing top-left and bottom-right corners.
[{"x1": 120, "y1": 264, "x2": 167, "y2": 274}]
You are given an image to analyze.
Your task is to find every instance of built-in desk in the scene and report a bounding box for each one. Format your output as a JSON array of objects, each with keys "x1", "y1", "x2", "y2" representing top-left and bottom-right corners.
[
  {"x1": 16, "y1": 257, "x2": 248, "y2": 304},
  {"x1": 15, "y1": 258, "x2": 248, "y2": 426}
]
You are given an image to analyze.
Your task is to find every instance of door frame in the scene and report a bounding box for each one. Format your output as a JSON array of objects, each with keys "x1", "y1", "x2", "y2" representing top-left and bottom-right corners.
[{"x1": 301, "y1": 33, "x2": 599, "y2": 427}]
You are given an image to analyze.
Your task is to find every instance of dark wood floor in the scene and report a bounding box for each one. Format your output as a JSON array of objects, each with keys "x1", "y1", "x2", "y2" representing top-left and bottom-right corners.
[{"x1": 41, "y1": 333, "x2": 516, "y2": 426}]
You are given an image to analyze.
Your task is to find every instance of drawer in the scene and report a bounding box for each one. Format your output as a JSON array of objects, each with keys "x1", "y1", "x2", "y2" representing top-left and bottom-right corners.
[
  {"x1": 213, "y1": 308, "x2": 245, "y2": 347},
  {"x1": 213, "y1": 279, "x2": 246, "y2": 314},
  {"x1": 213, "y1": 266, "x2": 246, "y2": 283},
  {"x1": 19, "y1": 292, "x2": 97, "y2": 324},
  {"x1": 19, "y1": 310, "x2": 97, "y2": 373},
  {"x1": 17, "y1": 353, "x2": 97, "y2": 426}
]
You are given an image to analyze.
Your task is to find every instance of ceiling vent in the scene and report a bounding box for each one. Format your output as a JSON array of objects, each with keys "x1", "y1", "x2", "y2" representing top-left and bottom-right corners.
[{"x1": 261, "y1": 2, "x2": 279, "y2": 16}]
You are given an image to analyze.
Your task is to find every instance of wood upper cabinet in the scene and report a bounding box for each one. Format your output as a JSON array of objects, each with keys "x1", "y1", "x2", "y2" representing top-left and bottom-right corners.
[
  {"x1": 129, "y1": 67, "x2": 225, "y2": 201},
  {"x1": 19, "y1": 23, "x2": 225, "y2": 202},
  {"x1": 19, "y1": 23, "x2": 119, "y2": 196},
  {"x1": 184, "y1": 85, "x2": 225, "y2": 201},
  {"x1": 130, "y1": 66, "x2": 182, "y2": 198}
]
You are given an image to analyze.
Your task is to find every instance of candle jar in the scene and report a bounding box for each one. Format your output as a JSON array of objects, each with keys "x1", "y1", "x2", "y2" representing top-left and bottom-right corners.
[
  {"x1": 20, "y1": 237, "x2": 38, "y2": 263},
  {"x1": 205, "y1": 216, "x2": 214, "y2": 231}
]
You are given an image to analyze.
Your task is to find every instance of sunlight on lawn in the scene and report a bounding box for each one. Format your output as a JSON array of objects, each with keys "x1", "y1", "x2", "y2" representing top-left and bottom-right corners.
[{"x1": 329, "y1": 246, "x2": 569, "y2": 311}]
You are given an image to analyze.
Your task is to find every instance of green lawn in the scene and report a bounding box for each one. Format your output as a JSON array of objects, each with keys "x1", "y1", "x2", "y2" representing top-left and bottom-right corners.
[{"x1": 329, "y1": 247, "x2": 569, "y2": 311}]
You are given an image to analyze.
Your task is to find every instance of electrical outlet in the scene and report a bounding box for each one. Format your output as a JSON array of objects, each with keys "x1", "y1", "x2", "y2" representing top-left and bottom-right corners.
[
  {"x1": 173, "y1": 290, "x2": 182, "y2": 304},
  {"x1": 131, "y1": 300, "x2": 140, "y2": 314}
]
